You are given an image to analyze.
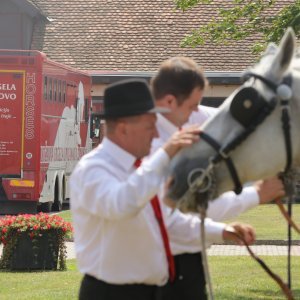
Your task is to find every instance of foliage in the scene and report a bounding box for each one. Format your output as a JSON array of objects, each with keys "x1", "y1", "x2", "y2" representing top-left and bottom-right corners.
[
  {"x1": 0, "y1": 213, "x2": 73, "y2": 270},
  {"x1": 174, "y1": 0, "x2": 300, "y2": 53}
]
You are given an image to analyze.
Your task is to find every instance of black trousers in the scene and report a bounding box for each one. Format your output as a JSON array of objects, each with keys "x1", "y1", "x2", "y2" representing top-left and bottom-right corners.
[
  {"x1": 79, "y1": 274, "x2": 162, "y2": 300},
  {"x1": 161, "y1": 252, "x2": 207, "y2": 300}
]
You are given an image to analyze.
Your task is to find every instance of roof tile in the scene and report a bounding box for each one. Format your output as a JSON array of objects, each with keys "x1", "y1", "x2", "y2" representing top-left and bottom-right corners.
[{"x1": 30, "y1": 0, "x2": 295, "y2": 72}]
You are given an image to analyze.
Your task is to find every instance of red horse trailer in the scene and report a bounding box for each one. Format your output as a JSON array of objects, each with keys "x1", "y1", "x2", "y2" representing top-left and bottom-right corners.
[{"x1": 0, "y1": 50, "x2": 92, "y2": 214}]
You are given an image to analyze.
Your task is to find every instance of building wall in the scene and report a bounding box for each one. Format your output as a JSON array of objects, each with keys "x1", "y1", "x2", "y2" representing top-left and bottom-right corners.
[
  {"x1": 1, "y1": 0, "x2": 241, "y2": 109},
  {"x1": 91, "y1": 82, "x2": 241, "y2": 111},
  {"x1": 0, "y1": 0, "x2": 34, "y2": 50}
]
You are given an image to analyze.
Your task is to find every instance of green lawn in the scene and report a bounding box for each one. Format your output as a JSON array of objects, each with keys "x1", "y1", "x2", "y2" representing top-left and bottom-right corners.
[
  {"x1": 56, "y1": 209, "x2": 73, "y2": 223},
  {"x1": 58, "y1": 204, "x2": 300, "y2": 240},
  {"x1": 210, "y1": 256, "x2": 300, "y2": 299},
  {"x1": 0, "y1": 257, "x2": 299, "y2": 299},
  {"x1": 225, "y1": 203, "x2": 300, "y2": 240},
  {"x1": 0, "y1": 260, "x2": 81, "y2": 299},
  {"x1": 1, "y1": 205, "x2": 300, "y2": 299}
]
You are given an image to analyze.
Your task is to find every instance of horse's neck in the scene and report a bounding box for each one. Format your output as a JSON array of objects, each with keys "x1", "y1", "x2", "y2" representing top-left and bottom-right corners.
[{"x1": 291, "y1": 69, "x2": 300, "y2": 166}]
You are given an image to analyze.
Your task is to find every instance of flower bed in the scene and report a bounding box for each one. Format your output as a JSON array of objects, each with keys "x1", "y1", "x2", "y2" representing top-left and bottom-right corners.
[{"x1": 0, "y1": 213, "x2": 73, "y2": 270}]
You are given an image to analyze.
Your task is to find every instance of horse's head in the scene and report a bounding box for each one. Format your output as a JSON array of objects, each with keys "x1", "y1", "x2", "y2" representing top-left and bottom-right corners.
[{"x1": 167, "y1": 28, "x2": 300, "y2": 212}]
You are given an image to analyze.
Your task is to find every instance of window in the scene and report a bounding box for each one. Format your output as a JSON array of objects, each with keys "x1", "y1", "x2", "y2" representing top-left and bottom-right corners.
[
  {"x1": 75, "y1": 97, "x2": 78, "y2": 124},
  {"x1": 84, "y1": 98, "x2": 89, "y2": 123},
  {"x1": 43, "y1": 76, "x2": 47, "y2": 100},
  {"x1": 58, "y1": 80, "x2": 61, "y2": 102},
  {"x1": 53, "y1": 79, "x2": 57, "y2": 101},
  {"x1": 49, "y1": 78, "x2": 53, "y2": 101},
  {"x1": 62, "y1": 81, "x2": 66, "y2": 103}
]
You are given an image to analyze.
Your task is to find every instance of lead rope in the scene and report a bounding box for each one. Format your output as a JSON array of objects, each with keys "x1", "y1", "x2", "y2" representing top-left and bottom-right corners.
[
  {"x1": 275, "y1": 194, "x2": 298, "y2": 291},
  {"x1": 275, "y1": 171, "x2": 298, "y2": 290},
  {"x1": 195, "y1": 189, "x2": 215, "y2": 300},
  {"x1": 274, "y1": 198, "x2": 300, "y2": 234},
  {"x1": 196, "y1": 192, "x2": 294, "y2": 300},
  {"x1": 287, "y1": 195, "x2": 292, "y2": 290},
  {"x1": 228, "y1": 230, "x2": 295, "y2": 300},
  {"x1": 198, "y1": 204, "x2": 214, "y2": 300},
  {"x1": 275, "y1": 195, "x2": 298, "y2": 291},
  {"x1": 198, "y1": 208, "x2": 294, "y2": 300}
]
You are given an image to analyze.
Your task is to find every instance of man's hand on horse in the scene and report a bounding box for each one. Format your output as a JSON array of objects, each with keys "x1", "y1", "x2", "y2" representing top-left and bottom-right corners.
[
  {"x1": 254, "y1": 176, "x2": 286, "y2": 204},
  {"x1": 163, "y1": 126, "x2": 200, "y2": 158}
]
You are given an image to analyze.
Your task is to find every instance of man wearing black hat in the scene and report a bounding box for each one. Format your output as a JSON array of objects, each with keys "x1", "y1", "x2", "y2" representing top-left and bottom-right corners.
[
  {"x1": 70, "y1": 79, "x2": 256, "y2": 300},
  {"x1": 69, "y1": 78, "x2": 198, "y2": 300}
]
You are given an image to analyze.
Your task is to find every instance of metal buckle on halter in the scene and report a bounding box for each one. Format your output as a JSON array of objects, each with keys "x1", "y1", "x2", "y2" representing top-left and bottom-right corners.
[
  {"x1": 187, "y1": 168, "x2": 213, "y2": 193},
  {"x1": 219, "y1": 148, "x2": 229, "y2": 159}
]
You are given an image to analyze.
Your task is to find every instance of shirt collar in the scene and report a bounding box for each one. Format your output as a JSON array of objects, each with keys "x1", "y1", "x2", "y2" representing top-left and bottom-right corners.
[
  {"x1": 156, "y1": 113, "x2": 178, "y2": 137},
  {"x1": 101, "y1": 137, "x2": 137, "y2": 171}
]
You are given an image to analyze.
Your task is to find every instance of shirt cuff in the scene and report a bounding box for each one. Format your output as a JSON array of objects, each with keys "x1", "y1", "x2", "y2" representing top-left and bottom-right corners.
[
  {"x1": 204, "y1": 218, "x2": 226, "y2": 244},
  {"x1": 239, "y1": 186, "x2": 260, "y2": 207}
]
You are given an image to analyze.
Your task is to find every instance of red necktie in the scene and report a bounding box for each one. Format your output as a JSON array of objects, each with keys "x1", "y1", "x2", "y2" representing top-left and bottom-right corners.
[{"x1": 134, "y1": 159, "x2": 176, "y2": 282}]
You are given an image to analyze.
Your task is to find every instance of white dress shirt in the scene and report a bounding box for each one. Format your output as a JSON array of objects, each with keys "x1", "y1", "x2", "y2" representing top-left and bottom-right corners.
[
  {"x1": 70, "y1": 136, "x2": 226, "y2": 285},
  {"x1": 151, "y1": 105, "x2": 259, "y2": 255}
]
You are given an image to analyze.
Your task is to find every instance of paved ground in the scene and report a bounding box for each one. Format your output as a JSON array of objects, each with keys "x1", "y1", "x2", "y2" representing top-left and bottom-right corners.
[
  {"x1": 2, "y1": 242, "x2": 300, "y2": 259},
  {"x1": 64, "y1": 242, "x2": 300, "y2": 259},
  {"x1": 208, "y1": 244, "x2": 300, "y2": 256}
]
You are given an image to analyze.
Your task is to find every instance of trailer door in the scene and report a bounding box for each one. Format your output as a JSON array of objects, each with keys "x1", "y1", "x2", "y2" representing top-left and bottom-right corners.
[{"x1": 0, "y1": 71, "x2": 24, "y2": 177}]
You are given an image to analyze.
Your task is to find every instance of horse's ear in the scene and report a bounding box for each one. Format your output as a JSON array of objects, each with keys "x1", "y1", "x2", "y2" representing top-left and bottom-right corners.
[
  {"x1": 264, "y1": 43, "x2": 277, "y2": 56},
  {"x1": 271, "y1": 27, "x2": 296, "y2": 77}
]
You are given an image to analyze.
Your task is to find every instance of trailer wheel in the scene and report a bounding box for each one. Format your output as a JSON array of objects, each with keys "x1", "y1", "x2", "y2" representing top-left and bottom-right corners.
[
  {"x1": 40, "y1": 201, "x2": 52, "y2": 213},
  {"x1": 52, "y1": 178, "x2": 62, "y2": 211}
]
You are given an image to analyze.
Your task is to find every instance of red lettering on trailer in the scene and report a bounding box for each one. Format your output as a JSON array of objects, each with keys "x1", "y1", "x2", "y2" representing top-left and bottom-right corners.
[
  {"x1": 0, "y1": 93, "x2": 16, "y2": 100},
  {"x1": 0, "y1": 70, "x2": 24, "y2": 176},
  {"x1": 25, "y1": 73, "x2": 35, "y2": 140},
  {"x1": 0, "y1": 84, "x2": 16, "y2": 90},
  {"x1": 41, "y1": 146, "x2": 89, "y2": 162}
]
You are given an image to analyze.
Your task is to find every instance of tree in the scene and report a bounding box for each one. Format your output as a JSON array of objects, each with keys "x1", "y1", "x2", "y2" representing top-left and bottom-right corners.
[{"x1": 175, "y1": 0, "x2": 300, "y2": 53}]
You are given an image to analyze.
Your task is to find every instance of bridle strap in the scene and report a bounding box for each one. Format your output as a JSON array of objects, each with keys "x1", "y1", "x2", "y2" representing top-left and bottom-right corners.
[
  {"x1": 242, "y1": 72, "x2": 278, "y2": 91},
  {"x1": 239, "y1": 73, "x2": 295, "y2": 291},
  {"x1": 246, "y1": 73, "x2": 293, "y2": 173},
  {"x1": 280, "y1": 97, "x2": 293, "y2": 288},
  {"x1": 198, "y1": 96, "x2": 277, "y2": 195},
  {"x1": 281, "y1": 101, "x2": 292, "y2": 172},
  {"x1": 198, "y1": 72, "x2": 295, "y2": 298},
  {"x1": 199, "y1": 132, "x2": 243, "y2": 194}
]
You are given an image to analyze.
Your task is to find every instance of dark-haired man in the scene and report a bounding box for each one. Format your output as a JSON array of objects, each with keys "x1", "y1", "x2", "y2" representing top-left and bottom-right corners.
[{"x1": 150, "y1": 57, "x2": 285, "y2": 300}]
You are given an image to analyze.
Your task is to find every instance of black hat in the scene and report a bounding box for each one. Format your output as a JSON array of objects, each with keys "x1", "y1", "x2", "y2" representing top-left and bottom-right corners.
[{"x1": 100, "y1": 79, "x2": 169, "y2": 119}]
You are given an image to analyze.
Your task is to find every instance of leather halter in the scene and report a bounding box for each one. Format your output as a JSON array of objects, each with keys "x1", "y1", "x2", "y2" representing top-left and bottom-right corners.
[
  {"x1": 197, "y1": 72, "x2": 295, "y2": 300},
  {"x1": 199, "y1": 72, "x2": 292, "y2": 195}
]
